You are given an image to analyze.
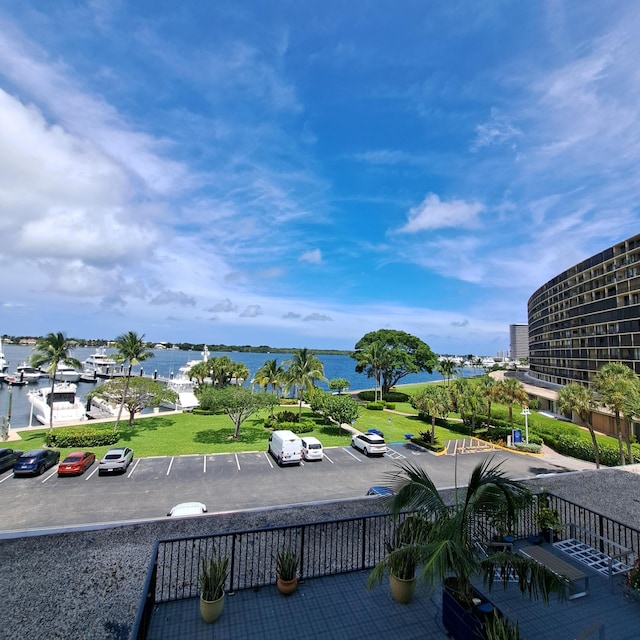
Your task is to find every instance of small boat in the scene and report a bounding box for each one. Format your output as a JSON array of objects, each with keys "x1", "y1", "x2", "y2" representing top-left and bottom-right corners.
[
  {"x1": 164, "y1": 375, "x2": 199, "y2": 411},
  {"x1": 27, "y1": 382, "x2": 87, "y2": 425},
  {"x1": 53, "y1": 363, "x2": 82, "y2": 383},
  {"x1": 13, "y1": 363, "x2": 44, "y2": 383}
]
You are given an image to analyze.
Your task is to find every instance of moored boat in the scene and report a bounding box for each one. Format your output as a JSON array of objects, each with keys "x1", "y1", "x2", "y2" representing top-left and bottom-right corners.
[
  {"x1": 53, "y1": 363, "x2": 82, "y2": 383},
  {"x1": 27, "y1": 382, "x2": 87, "y2": 425},
  {"x1": 83, "y1": 348, "x2": 120, "y2": 378},
  {"x1": 13, "y1": 363, "x2": 44, "y2": 383}
]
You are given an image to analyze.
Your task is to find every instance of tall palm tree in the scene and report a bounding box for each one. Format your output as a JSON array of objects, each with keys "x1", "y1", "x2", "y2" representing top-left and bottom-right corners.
[
  {"x1": 30, "y1": 332, "x2": 82, "y2": 433},
  {"x1": 478, "y1": 375, "x2": 496, "y2": 427},
  {"x1": 593, "y1": 362, "x2": 638, "y2": 465},
  {"x1": 436, "y1": 357, "x2": 458, "y2": 386},
  {"x1": 252, "y1": 359, "x2": 285, "y2": 396},
  {"x1": 557, "y1": 383, "x2": 600, "y2": 468},
  {"x1": 284, "y1": 348, "x2": 327, "y2": 418},
  {"x1": 113, "y1": 331, "x2": 154, "y2": 434},
  {"x1": 354, "y1": 340, "x2": 386, "y2": 401},
  {"x1": 497, "y1": 377, "x2": 528, "y2": 428}
]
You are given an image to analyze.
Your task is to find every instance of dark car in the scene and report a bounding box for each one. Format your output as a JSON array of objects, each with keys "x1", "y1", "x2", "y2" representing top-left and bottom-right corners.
[
  {"x1": 13, "y1": 449, "x2": 61, "y2": 476},
  {"x1": 0, "y1": 448, "x2": 23, "y2": 473},
  {"x1": 58, "y1": 451, "x2": 96, "y2": 476}
]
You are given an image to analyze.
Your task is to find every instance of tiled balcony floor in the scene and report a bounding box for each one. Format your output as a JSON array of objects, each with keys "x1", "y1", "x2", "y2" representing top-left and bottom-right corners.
[{"x1": 146, "y1": 549, "x2": 640, "y2": 639}]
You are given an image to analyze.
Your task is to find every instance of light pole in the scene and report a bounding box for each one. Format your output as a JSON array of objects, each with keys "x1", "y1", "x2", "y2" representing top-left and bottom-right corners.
[{"x1": 521, "y1": 406, "x2": 530, "y2": 444}]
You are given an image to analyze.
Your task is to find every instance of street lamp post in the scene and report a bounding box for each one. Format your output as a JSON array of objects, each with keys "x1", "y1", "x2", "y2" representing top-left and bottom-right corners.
[{"x1": 521, "y1": 406, "x2": 530, "y2": 444}]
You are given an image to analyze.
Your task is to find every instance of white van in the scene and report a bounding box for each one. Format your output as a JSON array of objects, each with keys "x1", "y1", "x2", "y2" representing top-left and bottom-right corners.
[
  {"x1": 300, "y1": 436, "x2": 323, "y2": 461},
  {"x1": 268, "y1": 430, "x2": 302, "y2": 466}
]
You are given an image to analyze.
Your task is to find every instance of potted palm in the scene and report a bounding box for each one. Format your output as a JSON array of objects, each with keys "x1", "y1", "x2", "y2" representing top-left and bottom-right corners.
[
  {"x1": 274, "y1": 546, "x2": 299, "y2": 595},
  {"x1": 381, "y1": 457, "x2": 567, "y2": 640},
  {"x1": 368, "y1": 513, "x2": 430, "y2": 603},
  {"x1": 534, "y1": 505, "x2": 561, "y2": 543},
  {"x1": 199, "y1": 551, "x2": 229, "y2": 623}
]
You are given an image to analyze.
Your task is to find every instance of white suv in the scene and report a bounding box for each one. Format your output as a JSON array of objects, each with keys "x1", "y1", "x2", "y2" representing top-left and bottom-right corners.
[
  {"x1": 98, "y1": 447, "x2": 134, "y2": 475},
  {"x1": 301, "y1": 436, "x2": 323, "y2": 461},
  {"x1": 351, "y1": 432, "x2": 387, "y2": 457}
]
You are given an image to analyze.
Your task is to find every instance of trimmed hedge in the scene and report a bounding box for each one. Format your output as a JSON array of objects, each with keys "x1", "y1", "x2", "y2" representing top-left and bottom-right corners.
[
  {"x1": 366, "y1": 402, "x2": 385, "y2": 411},
  {"x1": 45, "y1": 426, "x2": 119, "y2": 448},
  {"x1": 275, "y1": 420, "x2": 315, "y2": 434},
  {"x1": 357, "y1": 390, "x2": 410, "y2": 403}
]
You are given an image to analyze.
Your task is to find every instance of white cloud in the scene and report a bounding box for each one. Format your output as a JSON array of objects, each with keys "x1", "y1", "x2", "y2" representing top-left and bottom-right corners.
[
  {"x1": 299, "y1": 249, "x2": 322, "y2": 264},
  {"x1": 471, "y1": 108, "x2": 522, "y2": 152},
  {"x1": 240, "y1": 305, "x2": 262, "y2": 318},
  {"x1": 150, "y1": 291, "x2": 196, "y2": 306},
  {"x1": 399, "y1": 194, "x2": 484, "y2": 233},
  {"x1": 208, "y1": 299, "x2": 238, "y2": 313}
]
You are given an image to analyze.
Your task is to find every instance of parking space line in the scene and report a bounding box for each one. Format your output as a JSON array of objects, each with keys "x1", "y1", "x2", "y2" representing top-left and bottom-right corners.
[
  {"x1": 128, "y1": 458, "x2": 141, "y2": 478},
  {"x1": 323, "y1": 453, "x2": 334, "y2": 464},
  {"x1": 85, "y1": 466, "x2": 99, "y2": 480},
  {"x1": 166, "y1": 457, "x2": 174, "y2": 476},
  {"x1": 264, "y1": 452, "x2": 274, "y2": 468},
  {"x1": 234, "y1": 453, "x2": 240, "y2": 471},
  {"x1": 203, "y1": 455, "x2": 207, "y2": 473},
  {"x1": 42, "y1": 468, "x2": 57, "y2": 483},
  {"x1": 342, "y1": 447, "x2": 362, "y2": 462},
  {"x1": 0, "y1": 473, "x2": 13, "y2": 484}
]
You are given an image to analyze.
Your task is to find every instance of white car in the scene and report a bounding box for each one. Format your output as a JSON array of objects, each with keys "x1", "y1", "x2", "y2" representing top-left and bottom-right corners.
[
  {"x1": 351, "y1": 432, "x2": 387, "y2": 457},
  {"x1": 167, "y1": 502, "x2": 208, "y2": 517},
  {"x1": 301, "y1": 436, "x2": 323, "y2": 461},
  {"x1": 98, "y1": 447, "x2": 134, "y2": 475}
]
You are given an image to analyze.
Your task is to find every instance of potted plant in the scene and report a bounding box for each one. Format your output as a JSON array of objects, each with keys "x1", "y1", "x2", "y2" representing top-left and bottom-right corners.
[
  {"x1": 368, "y1": 513, "x2": 430, "y2": 603},
  {"x1": 624, "y1": 557, "x2": 640, "y2": 602},
  {"x1": 533, "y1": 505, "x2": 561, "y2": 542},
  {"x1": 274, "y1": 546, "x2": 299, "y2": 595},
  {"x1": 381, "y1": 457, "x2": 567, "y2": 640},
  {"x1": 199, "y1": 551, "x2": 229, "y2": 623}
]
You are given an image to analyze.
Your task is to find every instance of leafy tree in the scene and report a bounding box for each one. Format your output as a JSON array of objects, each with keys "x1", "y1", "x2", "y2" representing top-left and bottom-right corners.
[
  {"x1": 310, "y1": 391, "x2": 360, "y2": 430},
  {"x1": 458, "y1": 384, "x2": 484, "y2": 432},
  {"x1": 436, "y1": 357, "x2": 459, "y2": 385},
  {"x1": 411, "y1": 384, "x2": 450, "y2": 444},
  {"x1": 90, "y1": 377, "x2": 177, "y2": 426},
  {"x1": 112, "y1": 331, "x2": 154, "y2": 434},
  {"x1": 200, "y1": 386, "x2": 278, "y2": 439},
  {"x1": 593, "y1": 362, "x2": 638, "y2": 465},
  {"x1": 30, "y1": 332, "x2": 82, "y2": 433},
  {"x1": 328, "y1": 378, "x2": 350, "y2": 394},
  {"x1": 283, "y1": 348, "x2": 327, "y2": 418},
  {"x1": 352, "y1": 329, "x2": 438, "y2": 397},
  {"x1": 557, "y1": 383, "x2": 600, "y2": 468}
]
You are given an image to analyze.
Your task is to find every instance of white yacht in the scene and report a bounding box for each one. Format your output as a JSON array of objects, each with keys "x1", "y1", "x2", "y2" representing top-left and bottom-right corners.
[
  {"x1": 177, "y1": 345, "x2": 210, "y2": 377},
  {"x1": 165, "y1": 375, "x2": 199, "y2": 411},
  {"x1": 53, "y1": 363, "x2": 82, "y2": 383},
  {"x1": 83, "y1": 347, "x2": 119, "y2": 377},
  {"x1": 27, "y1": 382, "x2": 87, "y2": 425}
]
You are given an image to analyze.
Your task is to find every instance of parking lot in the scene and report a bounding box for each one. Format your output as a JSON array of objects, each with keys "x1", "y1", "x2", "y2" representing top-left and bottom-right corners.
[{"x1": 0, "y1": 440, "x2": 593, "y2": 534}]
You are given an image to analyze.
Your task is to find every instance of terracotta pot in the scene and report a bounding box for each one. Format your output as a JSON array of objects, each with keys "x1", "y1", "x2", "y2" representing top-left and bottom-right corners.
[
  {"x1": 277, "y1": 576, "x2": 298, "y2": 595},
  {"x1": 389, "y1": 574, "x2": 416, "y2": 604},
  {"x1": 200, "y1": 593, "x2": 225, "y2": 623}
]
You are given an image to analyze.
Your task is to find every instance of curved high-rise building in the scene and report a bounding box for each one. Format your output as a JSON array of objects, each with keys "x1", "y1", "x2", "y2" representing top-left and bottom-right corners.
[{"x1": 528, "y1": 233, "x2": 640, "y2": 386}]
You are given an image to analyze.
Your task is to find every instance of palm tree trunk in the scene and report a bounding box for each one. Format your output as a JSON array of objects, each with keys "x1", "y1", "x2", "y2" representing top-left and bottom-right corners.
[
  {"x1": 114, "y1": 365, "x2": 132, "y2": 434},
  {"x1": 48, "y1": 364, "x2": 58, "y2": 433},
  {"x1": 616, "y1": 413, "x2": 625, "y2": 465},
  {"x1": 586, "y1": 424, "x2": 601, "y2": 468}
]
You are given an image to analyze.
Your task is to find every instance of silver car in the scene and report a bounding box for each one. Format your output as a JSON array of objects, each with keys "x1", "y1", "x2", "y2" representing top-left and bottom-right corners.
[{"x1": 98, "y1": 447, "x2": 134, "y2": 475}]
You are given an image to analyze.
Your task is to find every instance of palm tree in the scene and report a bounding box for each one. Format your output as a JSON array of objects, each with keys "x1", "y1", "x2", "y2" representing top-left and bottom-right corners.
[
  {"x1": 497, "y1": 377, "x2": 528, "y2": 428},
  {"x1": 478, "y1": 375, "x2": 496, "y2": 427},
  {"x1": 411, "y1": 384, "x2": 450, "y2": 444},
  {"x1": 358, "y1": 341, "x2": 386, "y2": 402},
  {"x1": 30, "y1": 332, "x2": 82, "y2": 433},
  {"x1": 377, "y1": 457, "x2": 566, "y2": 609},
  {"x1": 112, "y1": 331, "x2": 154, "y2": 434},
  {"x1": 593, "y1": 362, "x2": 638, "y2": 465},
  {"x1": 252, "y1": 359, "x2": 285, "y2": 395},
  {"x1": 557, "y1": 383, "x2": 600, "y2": 468},
  {"x1": 436, "y1": 357, "x2": 458, "y2": 386},
  {"x1": 283, "y1": 348, "x2": 327, "y2": 418}
]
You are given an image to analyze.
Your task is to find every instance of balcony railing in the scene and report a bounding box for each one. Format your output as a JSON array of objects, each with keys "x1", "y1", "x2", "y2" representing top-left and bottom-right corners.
[{"x1": 131, "y1": 494, "x2": 640, "y2": 639}]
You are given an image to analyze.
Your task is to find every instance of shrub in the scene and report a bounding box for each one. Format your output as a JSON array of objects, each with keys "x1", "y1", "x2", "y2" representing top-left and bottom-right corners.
[
  {"x1": 366, "y1": 402, "x2": 385, "y2": 411},
  {"x1": 384, "y1": 403, "x2": 396, "y2": 410},
  {"x1": 279, "y1": 420, "x2": 315, "y2": 434},
  {"x1": 357, "y1": 390, "x2": 410, "y2": 403},
  {"x1": 275, "y1": 410, "x2": 298, "y2": 423},
  {"x1": 413, "y1": 433, "x2": 445, "y2": 452},
  {"x1": 45, "y1": 426, "x2": 119, "y2": 448},
  {"x1": 512, "y1": 442, "x2": 543, "y2": 454}
]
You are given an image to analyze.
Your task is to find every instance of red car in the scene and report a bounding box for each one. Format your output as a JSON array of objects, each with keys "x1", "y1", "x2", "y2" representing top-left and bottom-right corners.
[{"x1": 57, "y1": 451, "x2": 96, "y2": 476}]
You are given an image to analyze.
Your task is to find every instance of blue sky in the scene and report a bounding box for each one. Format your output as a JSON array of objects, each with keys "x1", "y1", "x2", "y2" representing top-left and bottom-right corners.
[{"x1": 1, "y1": 2, "x2": 639, "y2": 354}]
